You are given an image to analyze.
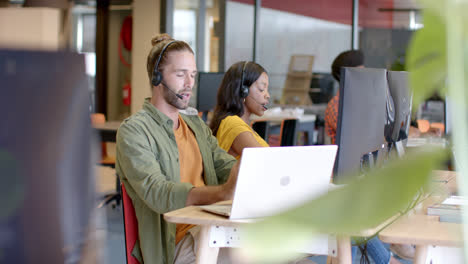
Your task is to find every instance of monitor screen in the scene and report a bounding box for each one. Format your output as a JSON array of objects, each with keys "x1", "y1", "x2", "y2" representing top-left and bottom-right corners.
[
  {"x1": 387, "y1": 71, "x2": 412, "y2": 142},
  {"x1": 196, "y1": 72, "x2": 224, "y2": 112},
  {"x1": 309, "y1": 72, "x2": 337, "y2": 104},
  {"x1": 334, "y1": 67, "x2": 388, "y2": 182},
  {"x1": 0, "y1": 49, "x2": 95, "y2": 263}
]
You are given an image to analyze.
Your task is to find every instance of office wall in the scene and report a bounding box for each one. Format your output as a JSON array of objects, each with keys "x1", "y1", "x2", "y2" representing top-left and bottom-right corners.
[
  {"x1": 231, "y1": 0, "x2": 395, "y2": 28},
  {"x1": 131, "y1": 0, "x2": 161, "y2": 114},
  {"x1": 360, "y1": 28, "x2": 413, "y2": 69},
  {"x1": 224, "y1": 2, "x2": 255, "y2": 65},
  {"x1": 225, "y1": 1, "x2": 351, "y2": 102},
  {"x1": 0, "y1": 8, "x2": 63, "y2": 50}
]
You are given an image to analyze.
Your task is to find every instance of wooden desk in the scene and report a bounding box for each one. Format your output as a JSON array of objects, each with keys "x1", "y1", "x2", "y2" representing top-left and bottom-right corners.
[
  {"x1": 251, "y1": 114, "x2": 316, "y2": 123},
  {"x1": 164, "y1": 203, "x2": 402, "y2": 264},
  {"x1": 379, "y1": 170, "x2": 462, "y2": 264},
  {"x1": 251, "y1": 114, "x2": 317, "y2": 145},
  {"x1": 269, "y1": 104, "x2": 328, "y2": 116},
  {"x1": 164, "y1": 170, "x2": 459, "y2": 264},
  {"x1": 164, "y1": 205, "x2": 249, "y2": 264},
  {"x1": 92, "y1": 121, "x2": 121, "y2": 142}
]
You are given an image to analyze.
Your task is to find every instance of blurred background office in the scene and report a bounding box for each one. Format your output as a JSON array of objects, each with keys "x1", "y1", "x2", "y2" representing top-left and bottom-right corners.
[
  {"x1": 0, "y1": 0, "x2": 438, "y2": 263},
  {"x1": 0, "y1": 0, "x2": 425, "y2": 119}
]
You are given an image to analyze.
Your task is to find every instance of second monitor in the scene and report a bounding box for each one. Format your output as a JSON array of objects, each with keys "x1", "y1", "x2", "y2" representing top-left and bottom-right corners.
[{"x1": 196, "y1": 72, "x2": 225, "y2": 112}]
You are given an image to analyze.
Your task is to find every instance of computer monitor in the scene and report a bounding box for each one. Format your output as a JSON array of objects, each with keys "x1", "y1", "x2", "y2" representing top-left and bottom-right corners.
[
  {"x1": 196, "y1": 72, "x2": 225, "y2": 112},
  {"x1": 334, "y1": 67, "x2": 388, "y2": 182},
  {"x1": 387, "y1": 71, "x2": 412, "y2": 142},
  {"x1": 0, "y1": 50, "x2": 95, "y2": 263},
  {"x1": 309, "y1": 72, "x2": 337, "y2": 104}
]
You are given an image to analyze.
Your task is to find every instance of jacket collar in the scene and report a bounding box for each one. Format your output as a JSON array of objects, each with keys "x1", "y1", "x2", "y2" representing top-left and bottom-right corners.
[{"x1": 142, "y1": 98, "x2": 174, "y2": 127}]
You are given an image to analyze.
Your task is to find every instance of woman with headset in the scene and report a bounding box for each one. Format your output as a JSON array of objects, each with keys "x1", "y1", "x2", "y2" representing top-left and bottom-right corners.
[
  {"x1": 210, "y1": 61, "x2": 271, "y2": 159},
  {"x1": 211, "y1": 62, "x2": 320, "y2": 264}
]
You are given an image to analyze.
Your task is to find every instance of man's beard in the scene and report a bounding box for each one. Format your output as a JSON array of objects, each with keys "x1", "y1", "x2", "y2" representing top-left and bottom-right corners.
[{"x1": 163, "y1": 88, "x2": 188, "y2": 110}]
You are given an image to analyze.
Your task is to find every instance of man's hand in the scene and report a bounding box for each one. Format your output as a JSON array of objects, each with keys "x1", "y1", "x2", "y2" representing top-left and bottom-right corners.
[{"x1": 185, "y1": 160, "x2": 241, "y2": 206}]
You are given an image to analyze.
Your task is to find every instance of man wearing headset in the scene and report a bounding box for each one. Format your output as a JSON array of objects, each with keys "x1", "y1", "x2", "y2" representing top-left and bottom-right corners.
[{"x1": 116, "y1": 34, "x2": 239, "y2": 264}]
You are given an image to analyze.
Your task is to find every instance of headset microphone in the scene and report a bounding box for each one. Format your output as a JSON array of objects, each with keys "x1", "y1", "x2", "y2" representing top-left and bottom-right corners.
[
  {"x1": 161, "y1": 82, "x2": 184, "y2": 100},
  {"x1": 248, "y1": 95, "x2": 269, "y2": 110}
]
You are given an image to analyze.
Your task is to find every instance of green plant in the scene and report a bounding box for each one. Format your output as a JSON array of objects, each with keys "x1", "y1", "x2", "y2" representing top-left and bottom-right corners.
[
  {"x1": 241, "y1": 0, "x2": 467, "y2": 262},
  {"x1": 408, "y1": 0, "x2": 468, "y2": 260}
]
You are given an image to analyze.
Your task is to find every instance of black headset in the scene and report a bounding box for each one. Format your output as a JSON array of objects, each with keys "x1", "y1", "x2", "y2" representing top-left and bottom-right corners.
[
  {"x1": 239, "y1": 61, "x2": 250, "y2": 98},
  {"x1": 151, "y1": 40, "x2": 176, "y2": 87}
]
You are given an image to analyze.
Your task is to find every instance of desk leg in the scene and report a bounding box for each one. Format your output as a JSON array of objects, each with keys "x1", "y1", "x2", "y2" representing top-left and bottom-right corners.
[
  {"x1": 196, "y1": 225, "x2": 219, "y2": 264},
  {"x1": 330, "y1": 236, "x2": 351, "y2": 264},
  {"x1": 413, "y1": 245, "x2": 428, "y2": 264}
]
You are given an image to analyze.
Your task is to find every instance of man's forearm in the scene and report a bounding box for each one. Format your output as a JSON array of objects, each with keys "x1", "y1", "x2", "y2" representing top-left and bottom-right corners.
[
  {"x1": 185, "y1": 161, "x2": 239, "y2": 206},
  {"x1": 185, "y1": 185, "x2": 229, "y2": 206}
]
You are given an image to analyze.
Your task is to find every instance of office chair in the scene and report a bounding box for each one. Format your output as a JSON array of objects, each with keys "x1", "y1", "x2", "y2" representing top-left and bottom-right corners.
[
  {"x1": 280, "y1": 119, "x2": 298, "y2": 146},
  {"x1": 251, "y1": 119, "x2": 270, "y2": 141},
  {"x1": 121, "y1": 183, "x2": 141, "y2": 264}
]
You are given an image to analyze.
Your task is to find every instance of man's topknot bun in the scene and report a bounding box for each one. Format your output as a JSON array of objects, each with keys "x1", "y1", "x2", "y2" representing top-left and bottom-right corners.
[{"x1": 151, "y1": 33, "x2": 173, "y2": 46}]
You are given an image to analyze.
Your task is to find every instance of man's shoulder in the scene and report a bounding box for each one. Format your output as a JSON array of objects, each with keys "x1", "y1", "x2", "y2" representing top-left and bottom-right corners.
[
  {"x1": 122, "y1": 109, "x2": 149, "y2": 125},
  {"x1": 119, "y1": 110, "x2": 158, "y2": 135}
]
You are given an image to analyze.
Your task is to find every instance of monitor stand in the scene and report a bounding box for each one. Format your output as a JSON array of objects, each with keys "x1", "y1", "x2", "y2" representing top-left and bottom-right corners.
[
  {"x1": 360, "y1": 152, "x2": 375, "y2": 173},
  {"x1": 394, "y1": 141, "x2": 406, "y2": 157}
]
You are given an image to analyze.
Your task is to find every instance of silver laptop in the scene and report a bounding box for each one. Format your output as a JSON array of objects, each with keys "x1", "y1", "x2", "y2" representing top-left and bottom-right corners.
[{"x1": 199, "y1": 145, "x2": 338, "y2": 220}]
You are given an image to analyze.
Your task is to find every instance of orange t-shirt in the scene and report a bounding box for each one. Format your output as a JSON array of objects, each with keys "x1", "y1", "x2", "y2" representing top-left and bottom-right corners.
[{"x1": 174, "y1": 115, "x2": 205, "y2": 244}]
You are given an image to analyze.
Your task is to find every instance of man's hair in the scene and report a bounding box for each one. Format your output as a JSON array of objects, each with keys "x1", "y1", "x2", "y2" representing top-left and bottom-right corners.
[
  {"x1": 146, "y1": 33, "x2": 194, "y2": 85},
  {"x1": 210, "y1": 61, "x2": 267, "y2": 136},
  {"x1": 331, "y1": 50, "x2": 364, "y2": 82}
]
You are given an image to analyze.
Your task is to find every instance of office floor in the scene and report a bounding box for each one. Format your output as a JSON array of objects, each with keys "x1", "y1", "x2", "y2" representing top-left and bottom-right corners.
[{"x1": 98, "y1": 202, "x2": 412, "y2": 264}]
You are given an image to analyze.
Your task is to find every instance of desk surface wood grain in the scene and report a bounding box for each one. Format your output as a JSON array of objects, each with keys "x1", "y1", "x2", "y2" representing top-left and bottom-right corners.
[{"x1": 379, "y1": 170, "x2": 462, "y2": 247}]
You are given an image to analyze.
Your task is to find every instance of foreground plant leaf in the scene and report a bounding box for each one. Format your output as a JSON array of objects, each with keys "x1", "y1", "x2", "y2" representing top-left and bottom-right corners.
[
  {"x1": 241, "y1": 148, "x2": 447, "y2": 263},
  {"x1": 406, "y1": 10, "x2": 447, "y2": 106}
]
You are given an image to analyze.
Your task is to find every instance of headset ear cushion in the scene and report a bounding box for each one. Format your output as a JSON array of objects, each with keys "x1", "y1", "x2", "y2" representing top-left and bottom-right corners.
[
  {"x1": 241, "y1": 85, "x2": 249, "y2": 98},
  {"x1": 152, "y1": 71, "x2": 162, "y2": 86}
]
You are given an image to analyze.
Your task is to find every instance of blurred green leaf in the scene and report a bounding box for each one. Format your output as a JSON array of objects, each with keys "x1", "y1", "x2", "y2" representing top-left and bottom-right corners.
[
  {"x1": 418, "y1": 0, "x2": 447, "y2": 18},
  {"x1": 241, "y1": 148, "x2": 447, "y2": 263},
  {"x1": 407, "y1": 10, "x2": 447, "y2": 107},
  {"x1": 390, "y1": 55, "x2": 406, "y2": 71}
]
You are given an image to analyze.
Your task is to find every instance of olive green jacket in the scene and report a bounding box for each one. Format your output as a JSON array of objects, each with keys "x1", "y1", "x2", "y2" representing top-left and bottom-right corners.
[{"x1": 116, "y1": 99, "x2": 236, "y2": 264}]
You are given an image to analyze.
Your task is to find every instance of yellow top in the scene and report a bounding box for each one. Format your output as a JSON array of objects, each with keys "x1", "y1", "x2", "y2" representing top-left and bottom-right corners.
[{"x1": 216, "y1": 115, "x2": 269, "y2": 159}]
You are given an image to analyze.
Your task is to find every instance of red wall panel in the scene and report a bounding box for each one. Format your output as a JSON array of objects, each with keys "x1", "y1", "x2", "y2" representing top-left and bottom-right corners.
[{"x1": 230, "y1": 0, "x2": 394, "y2": 28}]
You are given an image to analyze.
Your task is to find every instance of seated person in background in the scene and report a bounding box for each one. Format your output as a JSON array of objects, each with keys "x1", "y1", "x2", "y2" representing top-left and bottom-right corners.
[
  {"x1": 210, "y1": 61, "x2": 270, "y2": 158},
  {"x1": 324, "y1": 50, "x2": 365, "y2": 144},
  {"x1": 116, "y1": 33, "x2": 239, "y2": 264}
]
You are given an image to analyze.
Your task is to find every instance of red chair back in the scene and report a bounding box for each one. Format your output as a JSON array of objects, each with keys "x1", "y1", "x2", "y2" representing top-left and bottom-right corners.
[{"x1": 121, "y1": 183, "x2": 141, "y2": 264}]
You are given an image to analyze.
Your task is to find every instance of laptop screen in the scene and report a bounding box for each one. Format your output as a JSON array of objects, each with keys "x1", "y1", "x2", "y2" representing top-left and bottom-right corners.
[{"x1": 230, "y1": 145, "x2": 337, "y2": 220}]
